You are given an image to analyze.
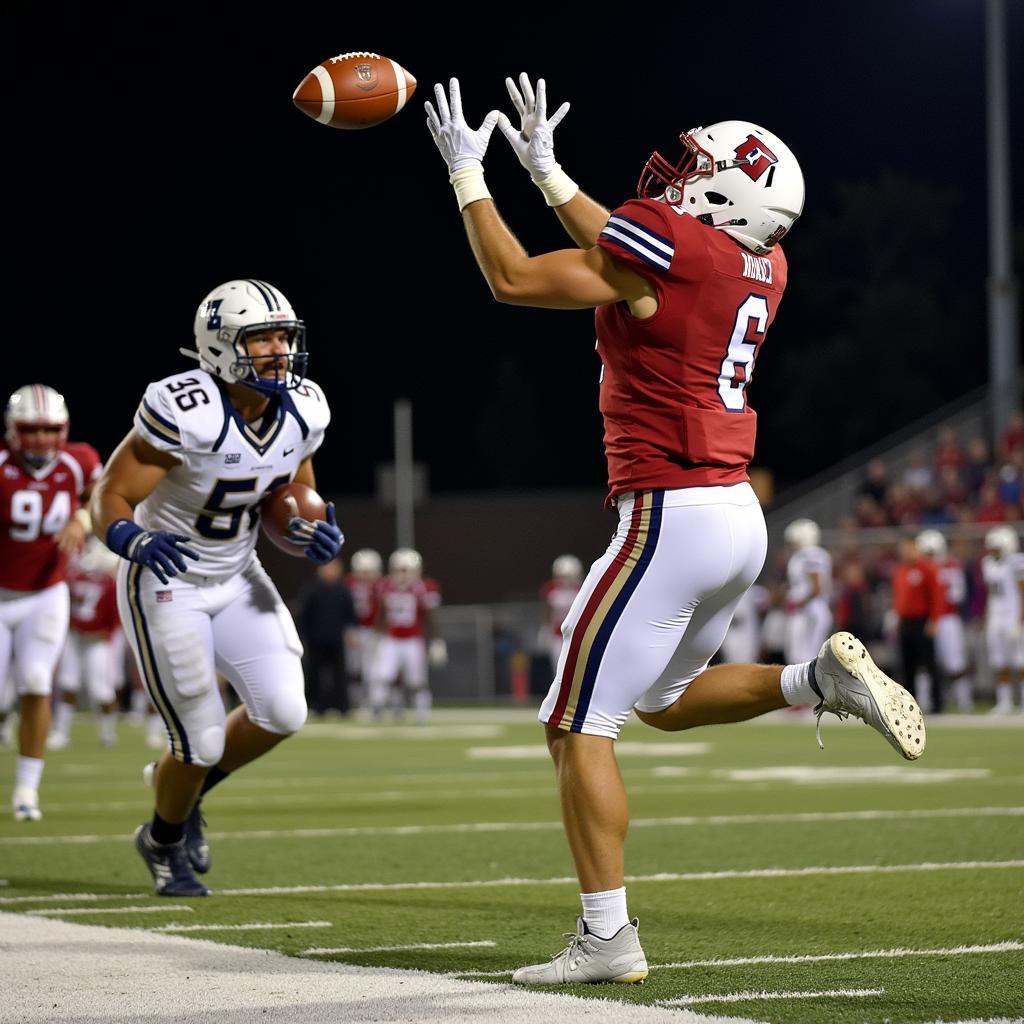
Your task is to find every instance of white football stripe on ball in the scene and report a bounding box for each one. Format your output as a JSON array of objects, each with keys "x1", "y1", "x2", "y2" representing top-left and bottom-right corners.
[
  {"x1": 388, "y1": 59, "x2": 408, "y2": 112},
  {"x1": 312, "y1": 65, "x2": 335, "y2": 125}
]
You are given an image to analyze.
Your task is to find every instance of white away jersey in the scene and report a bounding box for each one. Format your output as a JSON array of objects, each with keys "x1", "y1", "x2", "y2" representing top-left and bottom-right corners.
[
  {"x1": 133, "y1": 369, "x2": 330, "y2": 582},
  {"x1": 786, "y1": 546, "x2": 833, "y2": 605},
  {"x1": 981, "y1": 552, "x2": 1024, "y2": 621}
]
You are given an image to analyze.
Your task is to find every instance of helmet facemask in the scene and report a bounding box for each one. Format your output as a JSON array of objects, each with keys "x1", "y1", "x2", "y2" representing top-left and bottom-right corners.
[
  {"x1": 4, "y1": 385, "x2": 69, "y2": 471},
  {"x1": 227, "y1": 323, "x2": 309, "y2": 395}
]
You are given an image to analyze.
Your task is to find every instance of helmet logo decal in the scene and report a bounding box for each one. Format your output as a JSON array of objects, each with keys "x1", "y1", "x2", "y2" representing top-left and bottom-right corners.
[{"x1": 733, "y1": 135, "x2": 778, "y2": 182}]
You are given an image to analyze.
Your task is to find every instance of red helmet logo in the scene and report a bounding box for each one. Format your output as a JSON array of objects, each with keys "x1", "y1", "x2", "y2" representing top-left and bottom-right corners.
[{"x1": 734, "y1": 134, "x2": 778, "y2": 182}]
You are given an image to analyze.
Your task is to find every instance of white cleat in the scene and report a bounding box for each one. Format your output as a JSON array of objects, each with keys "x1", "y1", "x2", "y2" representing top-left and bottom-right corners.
[
  {"x1": 12, "y1": 786, "x2": 42, "y2": 822},
  {"x1": 512, "y1": 918, "x2": 648, "y2": 985},
  {"x1": 45, "y1": 732, "x2": 69, "y2": 751},
  {"x1": 813, "y1": 632, "x2": 926, "y2": 760}
]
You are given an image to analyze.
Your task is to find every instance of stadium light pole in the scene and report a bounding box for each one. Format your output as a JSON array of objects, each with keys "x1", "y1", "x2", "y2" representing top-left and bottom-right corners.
[{"x1": 986, "y1": 0, "x2": 1021, "y2": 438}]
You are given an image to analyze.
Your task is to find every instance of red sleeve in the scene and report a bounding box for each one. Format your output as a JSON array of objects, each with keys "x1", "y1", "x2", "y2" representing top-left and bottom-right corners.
[
  {"x1": 597, "y1": 199, "x2": 677, "y2": 284},
  {"x1": 65, "y1": 442, "x2": 103, "y2": 492}
]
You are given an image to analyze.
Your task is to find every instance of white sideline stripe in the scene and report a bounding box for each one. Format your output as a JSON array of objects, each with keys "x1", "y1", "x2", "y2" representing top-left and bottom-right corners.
[
  {"x1": 304, "y1": 940, "x2": 496, "y2": 955},
  {"x1": 301, "y1": 724, "x2": 505, "y2": 740},
  {"x1": 2, "y1": 860, "x2": 1022, "y2": 907},
  {"x1": 662, "y1": 988, "x2": 883, "y2": 1006},
  {"x1": 467, "y1": 741, "x2": 709, "y2": 759},
  {"x1": 726, "y1": 766, "x2": 990, "y2": 783},
  {"x1": 29, "y1": 905, "x2": 195, "y2": 921},
  {"x1": 654, "y1": 940, "x2": 1024, "y2": 970},
  {"x1": 3, "y1": 805, "x2": 1020, "y2": 849},
  {"x1": 311, "y1": 65, "x2": 334, "y2": 125},
  {"x1": 154, "y1": 920, "x2": 332, "y2": 933}
]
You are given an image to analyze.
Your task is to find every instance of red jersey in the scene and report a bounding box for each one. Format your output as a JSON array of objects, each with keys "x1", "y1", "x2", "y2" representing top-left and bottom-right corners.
[
  {"x1": 0, "y1": 442, "x2": 102, "y2": 592},
  {"x1": 345, "y1": 573, "x2": 381, "y2": 628},
  {"x1": 66, "y1": 563, "x2": 120, "y2": 637},
  {"x1": 933, "y1": 556, "x2": 967, "y2": 617},
  {"x1": 541, "y1": 579, "x2": 580, "y2": 637},
  {"x1": 378, "y1": 576, "x2": 441, "y2": 638},
  {"x1": 892, "y1": 559, "x2": 944, "y2": 621},
  {"x1": 595, "y1": 201, "x2": 787, "y2": 502}
]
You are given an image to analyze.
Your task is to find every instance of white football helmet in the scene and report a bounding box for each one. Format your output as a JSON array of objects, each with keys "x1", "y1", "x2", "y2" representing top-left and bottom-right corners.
[
  {"x1": 351, "y1": 548, "x2": 383, "y2": 576},
  {"x1": 639, "y1": 120, "x2": 804, "y2": 254},
  {"x1": 552, "y1": 554, "x2": 583, "y2": 581},
  {"x1": 784, "y1": 518, "x2": 820, "y2": 550},
  {"x1": 985, "y1": 525, "x2": 1020, "y2": 558},
  {"x1": 183, "y1": 279, "x2": 307, "y2": 394},
  {"x1": 915, "y1": 529, "x2": 947, "y2": 559},
  {"x1": 4, "y1": 384, "x2": 69, "y2": 470},
  {"x1": 389, "y1": 548, "x2": 423, "y2": 575}
]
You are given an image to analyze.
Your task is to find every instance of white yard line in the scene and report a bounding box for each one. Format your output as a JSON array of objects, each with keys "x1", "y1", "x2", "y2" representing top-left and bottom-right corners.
[
  {"x1": 304, "y1": 941, "x2": 496, "y2": 955},
  {"x1": 2, "y1": 804, "x2": 1020, "y2": 847},
  {"x1": 154, "y1": 920, "x2": 332, "y2": 933},
  {"x1": 661, "y1": 987, "x2": 884, "y2": 1006},
  {"x1": 653, "y1": 940, "x2": 1024, "y2": 969},
  {"x1": 28, "y1": 904, "x2": 195, "y2": 916}
]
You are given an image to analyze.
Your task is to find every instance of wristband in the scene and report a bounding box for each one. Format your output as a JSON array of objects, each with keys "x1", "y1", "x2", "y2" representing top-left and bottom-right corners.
[
  {"x1": 73, "y1": 507, "x2": 92, "y2": 533},
  {"x1": 449, "y1": 165, "x2": 491, "y2": 212},
  {"x1": 106, "y1": 518, "x2": 143, "y2": 558},
  {"x1": 533, "y1": 165, "x2": 579, "y2": 207}
]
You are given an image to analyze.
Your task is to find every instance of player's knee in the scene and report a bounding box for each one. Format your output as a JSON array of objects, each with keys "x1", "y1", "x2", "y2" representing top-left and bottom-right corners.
[
  {"x1": 20, "y1": 665, "x2": 53, "y2": 697},
  {"x1": 267, "y1": 687, "x2": 307, "y2": 735},
  {"x1": 192, "y1": 724, "x2": 226, "y2": 767}
]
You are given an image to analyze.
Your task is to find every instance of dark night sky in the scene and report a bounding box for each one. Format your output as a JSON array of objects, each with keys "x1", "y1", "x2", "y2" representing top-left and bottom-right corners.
[{"x1": 9, "y1": 1, "x2": 1023, "y2": 500}]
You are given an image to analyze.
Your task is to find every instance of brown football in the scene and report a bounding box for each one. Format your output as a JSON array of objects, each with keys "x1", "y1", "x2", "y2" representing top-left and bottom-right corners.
[
  {"x1": 292, "y1": 51, "x2": 416, "y2": 130},
  {"x1": 261, "y1": 481, "x2": 327, "y2": 557}
]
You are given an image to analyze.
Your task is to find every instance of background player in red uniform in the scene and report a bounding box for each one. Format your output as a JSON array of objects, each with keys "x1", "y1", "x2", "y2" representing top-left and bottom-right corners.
[
  {"x1": 425, "y1": 74, "x2": 926, "y2": 983},
  {"x1": 345, "y1": 548, "x2": 383, "y2": 712},
  {"x1": 541, "y1": 554, "x2": 583, "y2": 676},
  {"x1": 0, "y1": 384, "x2": 102, "y2": 820},
  {"x1": 47, "y1": 538, "x2": 125, "y2": 750}
]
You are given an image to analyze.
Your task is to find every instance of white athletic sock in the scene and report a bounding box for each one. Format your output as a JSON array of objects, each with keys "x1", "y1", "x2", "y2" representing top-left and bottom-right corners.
[
  {"x1": 131, "y1": 689, "x2": 148, "y2": 714},
  {"x1": 780, "y1": 660, "x2": 819, "y2": 706},
  {"x1": 98, "y1": 710, "x2": 117, "y2": 745},
  {"x1": 580, "y1": 886, "x2": 629, "y2": 939},
  {"x1": 16, "y1": 755, "x2": 44, "y2": 791},
  {"x1": 413, "y1": 688, "x2": 432, "y2": 724},
  {"x1": 996, "y1": 683, "x2": 1013, "y2": 710},
  {"x1": 53, "y1": 701, "x2": 74, "y2": 739},
  {"x1": 954, "y1": 678, "x2": 974, "y2": 713}
]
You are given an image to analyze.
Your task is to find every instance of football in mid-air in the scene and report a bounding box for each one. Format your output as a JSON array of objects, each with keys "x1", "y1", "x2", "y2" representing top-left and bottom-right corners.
[
  {"x1": 292, "y1": 52, "x2": 416, "y2": 129},
  {"x1": 261, "y1": 481, "x2": 327, "y2": 556}
]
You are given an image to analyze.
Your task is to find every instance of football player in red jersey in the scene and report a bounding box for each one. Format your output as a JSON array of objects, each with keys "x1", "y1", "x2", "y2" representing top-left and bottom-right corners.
[
  {"x1": 0, "y1": 384, "x2": 102, "y2": 820},
  {"x1": 425, "y1": 75, "x2": 927, "y2": 983},
  {"x1": 542, "y1": 554, "x2": 583, "y2": 675},
  {"x1": 345, "y1": 548, "x2": 383, "y2": 710}
]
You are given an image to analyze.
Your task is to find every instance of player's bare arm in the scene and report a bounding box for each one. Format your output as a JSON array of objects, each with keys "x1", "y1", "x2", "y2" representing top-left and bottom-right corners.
[{"x1": 90, "y1": 430, "x2": 179, "y2": 536}]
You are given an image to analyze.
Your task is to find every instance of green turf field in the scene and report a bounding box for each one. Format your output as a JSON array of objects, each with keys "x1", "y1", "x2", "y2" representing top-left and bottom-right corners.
[{"x1": 2, "y1": 709, "x2": 1022, "y2": 1023}]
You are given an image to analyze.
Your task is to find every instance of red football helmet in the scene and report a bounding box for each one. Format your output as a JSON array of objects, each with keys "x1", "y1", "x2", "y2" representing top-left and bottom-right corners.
[{"x1": 4, "y1": 384, "x2": 69, "y2": 470}]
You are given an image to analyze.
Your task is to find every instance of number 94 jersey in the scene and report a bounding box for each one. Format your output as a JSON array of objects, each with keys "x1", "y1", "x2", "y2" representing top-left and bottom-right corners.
[
  {"x1": 133, "y1": 369, "x2": 330, "y2": 583},
  {"x1": 595, "y1": 200, "x2": 787, "y2": 503}
]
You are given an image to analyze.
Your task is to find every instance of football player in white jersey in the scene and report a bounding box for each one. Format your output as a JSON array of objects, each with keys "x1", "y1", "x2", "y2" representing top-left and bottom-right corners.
[
  {"x1": 91, "y1": 280, "x2": 342, "y2": 896},
  {"x1": 783, "y1": 519, "x2": 833, "y2": 664},
  {"x1": 980, "y1": 526, "x2": 1024, "y2": 714}
]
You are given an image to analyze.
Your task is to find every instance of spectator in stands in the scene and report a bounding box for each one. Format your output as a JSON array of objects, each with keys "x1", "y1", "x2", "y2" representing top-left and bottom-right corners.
[
  {"x1": 964, "y1": 436, "x2": 994, "y2": 496},
  {"x1": 936, "y1": 465, "x2": 970, "y2": 516},
  {"x1": 902, "y1": 451, "x2": 934, "y2": 494},
  {"x1": 934, "y1": 428, "x2": 966, "y2": 476},
  {"x1": 996, "y1": 451, "x2": 1022, "y2": 509},
  {"x1": 886, "y1": 482, "x2": 923, "y2": 527},
  {"x1": 975, "y1": 480, "x2": 1009, "y2": 524},
  {"x1": 919, "y1": 485, "x2": 953, "y2": 526},
  {"x1": 295, "y1": 559, "x2": 357, "y2": 717},
  {"x1": 858, "y1": 459, "x2": 890, "y2": 506},
  {"x1": 854, "y1": 494, "x2": 888, "y2": 529},
  {"x1": 998, "y1": 411, "x2": 1024, "y2": 462},
  {"x1": 892, "y1": 536, "x2": 945, "y2": 712}
]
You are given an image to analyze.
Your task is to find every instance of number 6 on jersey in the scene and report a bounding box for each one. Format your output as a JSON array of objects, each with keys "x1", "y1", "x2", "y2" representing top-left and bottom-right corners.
[{"x1": 718, "y1": 294, "x2": 769, "y2": 412}]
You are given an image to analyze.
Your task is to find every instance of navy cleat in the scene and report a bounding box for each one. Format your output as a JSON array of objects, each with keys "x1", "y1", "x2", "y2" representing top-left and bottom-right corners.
[
  {"x1": 134, "y1": 823, "x2": 211, "y2": 897},
  {"x1": 184, "y1": 803, "x2": 211, "y2": 874}
]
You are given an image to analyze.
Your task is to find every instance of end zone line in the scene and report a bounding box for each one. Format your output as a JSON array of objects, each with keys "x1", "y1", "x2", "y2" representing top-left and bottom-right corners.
[
  {"x1": 154, "y1": 920, "x2": 332, "y2": 933},
  {"x1": 661, "y1": 987, "x2": 884, "y2": 1006},
  {"x1": 27, "y1": 905, "x2": 196, "y2": 916},
  {"x1": 651, "y1": 940, "x2": 1024, "y2": 970},
  {"x1": 303, "y1": 940, "x2": 497, "y2": 955}
]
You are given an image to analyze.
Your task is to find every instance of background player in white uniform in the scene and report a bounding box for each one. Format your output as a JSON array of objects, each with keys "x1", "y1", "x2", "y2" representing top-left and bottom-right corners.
[
  {"x1": 345, "y1": 548, "x2": 383, "y2": 711},
  {"x1": 0, "y1": 384, "x2": 101, "y2": 820},
  {"x1": 916, "y1": 529, "x2": 973, "y2": 713},
  {"x1": 541, "y1": 555, "x2": 583, "y2": 675},
  {"x1": 48, "y1": 538, "x2": 125, "y2": 749},
  {"x1": 720, "y1": 582, "x2": 769, "y2": 665},
  {"x1": 92, "y1": 280, "x2": 342, "y2": 896},
  {"x1": 783, "y1": 518, "x2": 834, "y2": 664},
  {"x1": 980, "y1": 526, "x2": 1024, "y2": 714},
  {"x1": 370, "y1": 549, "x2": 445, "y2": 724}
]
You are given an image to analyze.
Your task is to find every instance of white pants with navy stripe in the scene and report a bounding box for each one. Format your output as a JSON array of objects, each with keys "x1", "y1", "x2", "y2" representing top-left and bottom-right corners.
[
  {"x1": 0, "y1": 582, "x2": 69, "y2": 698},
  {"x1": 117, "y1": 553, "x2": 306, "y2": 766},
  {"x1": 539, "y1": 484, "x2": 767, "y2": 739}
]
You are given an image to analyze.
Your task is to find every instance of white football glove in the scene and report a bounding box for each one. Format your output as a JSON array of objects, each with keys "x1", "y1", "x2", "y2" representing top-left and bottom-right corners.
[
  {"x1": 496, "y1": 73, "x2": 570, "y2": 181},
  {"x1": 425, "y1": 78, "x2": 500, "y2": 175},
  {"x1": 428, "y1": 637, "x2": 448, "y2": 668}
]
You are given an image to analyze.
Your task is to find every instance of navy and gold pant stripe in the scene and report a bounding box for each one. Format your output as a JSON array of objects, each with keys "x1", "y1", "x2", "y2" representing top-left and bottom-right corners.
[
  {"x1": 547, "y1": 491, "x2": 664, "y2": 732},
  {"x1": 124, "y1": 563, "x2": 191, "y2": 762}
]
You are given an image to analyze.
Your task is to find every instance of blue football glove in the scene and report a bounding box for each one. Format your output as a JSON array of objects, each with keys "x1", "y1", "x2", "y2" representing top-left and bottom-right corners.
[
  {"x1": 106, "y1": 519, "x2": 200, "y2": 585},
  {"x1": 285, "y1": 500, "x2": 344, "y2": 565}
]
